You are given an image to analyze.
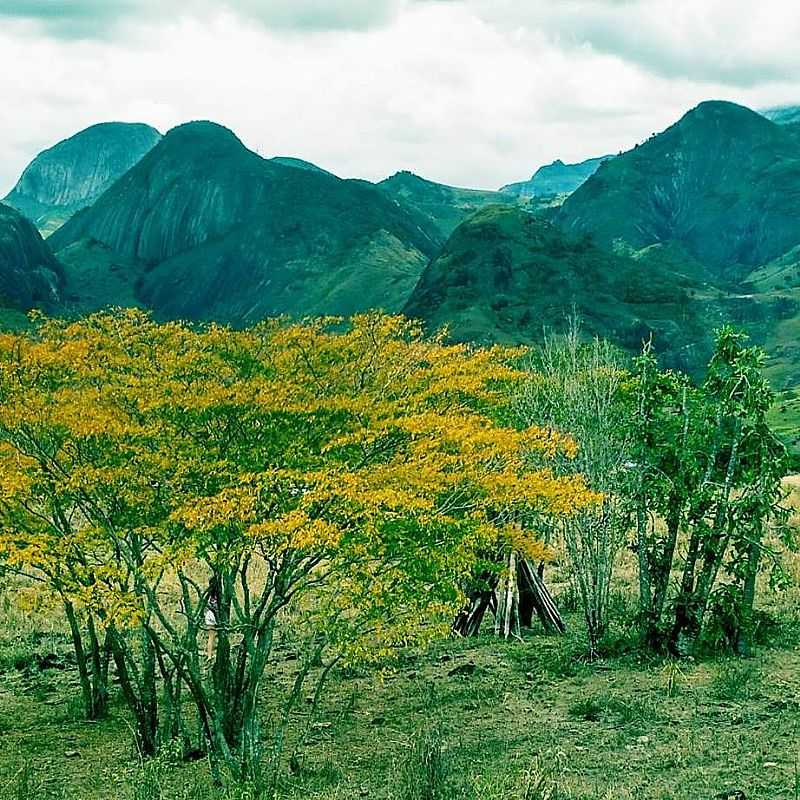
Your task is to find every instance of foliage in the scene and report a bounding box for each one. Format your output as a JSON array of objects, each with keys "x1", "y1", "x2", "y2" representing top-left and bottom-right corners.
[
  {"x1": 398, "y1": 726, "x2": 473, "y2": 800},
  {"x1": 0, "y1": 310, "x2": 595, "y2": 783},
  {"x1": 633, "y1": 328, "x2": 792, "y2": 655},
  {"x1": 403, "y1": 205, "x2": 711, "y2": 375},
  {"x1": 515, "y1": 323, "x2": 635, "y2": 653},
  {"x1": 710, "y1": 660, "x2": 763, "y2": 703}
]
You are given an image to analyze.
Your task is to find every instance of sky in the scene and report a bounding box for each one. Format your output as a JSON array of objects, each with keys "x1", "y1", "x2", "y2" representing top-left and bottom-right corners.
[{"x1": 1, "y1": 0, "x2": 800, "y2": 195}]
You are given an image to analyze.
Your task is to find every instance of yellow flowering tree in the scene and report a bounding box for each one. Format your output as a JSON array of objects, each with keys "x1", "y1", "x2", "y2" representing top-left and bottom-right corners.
[{"x1": 0, "y1": 310, "x2": 596, "y2": 783}]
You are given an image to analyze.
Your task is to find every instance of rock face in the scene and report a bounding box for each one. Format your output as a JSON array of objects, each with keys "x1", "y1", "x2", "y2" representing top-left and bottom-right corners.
[
  {"x1": 501, "y1": 156, "x2": 612, "y2": 198},
  {"x1": 0, "y1": 203, "x2": 63, "y2": 309},
  {"x1": 270, "y1": 156, "x2": 334, "y2": 176},
  {"x1": 3, "y1": 122, "x2": 161, "y2": 232},
  {"x1": 557, "y1": 101, "x2": 800, "y2": 278},
  {"x1": 49, "y1": 121, "x2": 442, "y2": 322}
]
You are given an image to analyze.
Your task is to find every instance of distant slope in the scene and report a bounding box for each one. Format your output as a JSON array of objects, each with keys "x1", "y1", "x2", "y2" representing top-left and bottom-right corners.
[
  {"x1": 49, "y1": 122, "x2": 442, "y2": 323},
  {"x1": 3, "y1": 122, "x2": 161, "y2": 236},
  {"x1": 557, "y1": 101, "x2": 800, "y2": 278},
  {"x1": 0, "y1": 203, "x2": 63, "y2": 311},
  {"x1": 270, "y1": 156, "x2": 334, "y2": 176},
  {"x1": 378, "y1": 171, "x2": 516, "y2": 239},
  {"x1": 762, "y1": 105, "x2": 800, "y2": 125},
  {"x1": 405, "y1": 205, "x2": 713, "y2": 372},
  {"x1": 501, "y1": 156, "x2": 612, "y2": 198}
]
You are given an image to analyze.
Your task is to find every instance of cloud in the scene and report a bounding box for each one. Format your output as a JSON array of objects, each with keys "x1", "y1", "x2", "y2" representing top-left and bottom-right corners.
[
  {"x1": 0, "y1": 0, "x2": 413, "y2": 37},
  {"x1": 227, "y1": 0, "x2": 402, "y2": 31},
  {"x1": 467, "y1": 0, "x2": 800, "y2": 87},
  {"x1": 0, "y1": 0, "x2": 154, "y2": 37},
  {"x1": 1, "y1": 0, "x2": 799, "y2": 197},
  {"x1": 7, "y1": 0, "x2": 799, "y2": 89}
]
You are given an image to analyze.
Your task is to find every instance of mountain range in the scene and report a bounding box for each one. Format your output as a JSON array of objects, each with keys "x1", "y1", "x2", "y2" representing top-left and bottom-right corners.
[
  {"x1": 0, "y1": 203, "x2": 62, "y2": 313},
  {"x1": 557, "y1": 101, "x2": 800, "y2": 279},
  {"x1": 48, "y1": 121, "x2": 443, "y2": 322},
  {"x1": 762, "y1": 105, "x2": 800, "y2": 126},
  {"x1": 3, "y1": 99, "x2": 800, "y2": 453}
]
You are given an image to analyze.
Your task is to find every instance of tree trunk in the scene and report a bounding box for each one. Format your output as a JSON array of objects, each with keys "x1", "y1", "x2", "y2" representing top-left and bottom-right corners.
[
  {"x1": 735, "y1": 535, "x2": 762, "y2": 657},
  {"x1": 63, "y1": 600, "x2": 96, "y2": 720},
  {"x1": 453, "y1": 571, "x2": 498, "y2": 636},
  {"x1": 109, "y1": 628, "x2": 159, "y2": 757}
]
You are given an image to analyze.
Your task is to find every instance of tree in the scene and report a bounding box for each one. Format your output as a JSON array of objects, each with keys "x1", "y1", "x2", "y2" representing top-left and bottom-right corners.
[
  {"x1": 0, "y1": 311, "x2": 596, "y2": 784},
  {"x1": 633, "y1": 328, "x2": 790, "y2": 656},
  {"x1": 515, "y1": 324, "x2": 635, "y2": 654}
]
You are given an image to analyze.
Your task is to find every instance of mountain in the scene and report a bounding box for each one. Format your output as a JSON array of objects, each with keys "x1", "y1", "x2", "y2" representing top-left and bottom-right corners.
[
  {"x1": 404, "y1": 205, "x2": 715, "y2": 372},
  {"x1": 501, "y1": 156, "x2": 612, "y2": 198},
  {"x1": 49, "y1": 121, "x2": 442, "y2": 323},
  {"x1": 557, "y1": 101, "x2": 800, "y2": 279},
  {"x1": 3, "y1": 122, "x2": 161, "y2": 236},
  {"x1": 762, "y1": 105, "x2": 800, "y2": 125},
  {"x1": 0, "y1": 203, "x2": 63, "y2": 313},
  {"x1": 378, "y1": 171, "x2": 515, "y2": 238}
]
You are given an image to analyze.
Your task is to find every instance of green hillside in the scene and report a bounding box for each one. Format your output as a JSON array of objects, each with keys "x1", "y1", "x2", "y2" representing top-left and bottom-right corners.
[
  {"x1": 404, "y1": 205, "x2": 718, "y2": 372},
  {"x1": 50, "y1": 122, "x2": 443, "y2": 323},
  {"x1": 557, "y1": 101, "x2": 800, "y2": 279},
  {"x1": 378, "y1": 170, "x2": 517, "y2": 238},
  {"x1": 0, "y1": 202, "x2": 63, "y2": 311}
]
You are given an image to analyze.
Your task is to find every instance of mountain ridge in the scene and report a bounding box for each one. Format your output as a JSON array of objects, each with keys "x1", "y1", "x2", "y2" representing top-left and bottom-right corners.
[
  {"x1": 0, "y1": 203, "x2": 63, "y2": 311},
  {"x1": 556, "y1": 100, "x2": 800, "y2": 278},
  {"x1": 49, "y1": 121, "x2": 443, "y2": 323},
  {"x1": 501, "y1": 155, "x2": 612, "y2": 198}
]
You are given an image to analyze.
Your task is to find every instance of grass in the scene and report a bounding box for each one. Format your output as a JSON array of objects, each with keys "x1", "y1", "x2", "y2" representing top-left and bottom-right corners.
[
  {"x1": 1, "y1": 486, "x2": 799, "y2": 800},
  {"x1": 710, "y1": 661, "x2": 763, "y2": 703},
  {"x1": 3, "y1": 614, "x2": 800, "y2": 799}
]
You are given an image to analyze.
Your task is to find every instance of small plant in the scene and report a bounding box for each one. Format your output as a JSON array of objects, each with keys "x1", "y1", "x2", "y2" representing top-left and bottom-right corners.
[
  {"x1": 568, "y1": 697, "x2": 606, "y2": 722},
  {"x1": 12, "y1": 764, "x2": 35, "y2": 800},
  {"x1": 133, "y1": 760, "x2": 165, "y2": 800},
  {"x1": 398, "y1": 727, "x2": 473, "y2": 800},
  {"x1": 661, "y1": 660, "x2": 686, "y2": 698},
  {"x1": 518, "y1": 753, "x2": 569, "y2": 800},
  {"x1": 710, "y1": 661, "x2": 762, "y2": 703},
  {"x1": 568, "y1": 694, "x2": 658, "y2": 724}
]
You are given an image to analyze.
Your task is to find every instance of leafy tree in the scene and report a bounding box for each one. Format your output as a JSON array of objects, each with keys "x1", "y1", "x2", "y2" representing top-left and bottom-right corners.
[
  {"x1": 0, "y1": 311, "x2": 596, "y2": 783},
  {"x1": 633, "y1": 328, "x2": 790, "y2": 656}
]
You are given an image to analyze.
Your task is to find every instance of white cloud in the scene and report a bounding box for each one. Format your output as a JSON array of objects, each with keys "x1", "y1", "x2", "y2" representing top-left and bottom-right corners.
[
  {"x1": 469, "y1": 0, "x2": 800, "y2": 86},
  {"x1": 1, "y1": 0, "x2": 799, "y2": 196}
]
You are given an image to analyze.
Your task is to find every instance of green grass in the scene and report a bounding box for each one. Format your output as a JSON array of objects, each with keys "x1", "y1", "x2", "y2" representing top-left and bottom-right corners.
[
  {"x1": 709, "y1": 660, "x2": 763, "y2": 703},
  {"x1": 2, "y1": 515, "x2": 799, "y2": 800},
  {"x1": 2, "y1": 607, "x2": 800, "y2": 799}
]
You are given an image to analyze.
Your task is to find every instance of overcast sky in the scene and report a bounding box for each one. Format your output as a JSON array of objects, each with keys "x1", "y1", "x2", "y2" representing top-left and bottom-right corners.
[{"x1": 2, "y1": 0, "x2": 799, "y2": 195}]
